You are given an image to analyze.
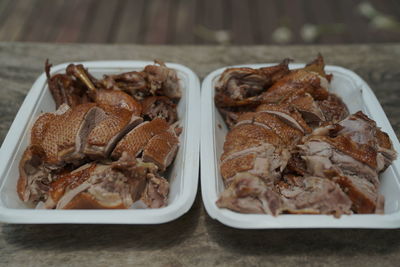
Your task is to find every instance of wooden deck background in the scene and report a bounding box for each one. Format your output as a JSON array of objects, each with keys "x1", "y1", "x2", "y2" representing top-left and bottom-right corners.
[{"x1": 0, "y1": 0, "x2": 399, "y2": 44}]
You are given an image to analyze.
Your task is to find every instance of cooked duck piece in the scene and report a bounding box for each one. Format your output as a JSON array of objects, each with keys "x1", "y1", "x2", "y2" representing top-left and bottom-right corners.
[
  {"x1": 44, "y1": 155, "x2": 157, "y2": 209},
  {"x1": 302, "y1": 53, "x2": 332, "y2": 81},
  {"x1": 45, "y1": 61, "x2": 89, "y2": 108},
  {"x1": 221, "y1": 123, "x2": 284, "y2": 160},
  {"x1": 337, "y1": 112, "x2": 396, "y2": 171},
  {"x1": 333, "y1": 174, "x2": 384, "y2": 214},
  {"x1": 317, "y1": 94, "x2": 349, "y2": 122},
  {"x1": 216, "y1": 172, "x2": 283, "y2": 215},
  {"x1": 142, "y1": 130, "x2": 179, "y2": 171},
  {"x1": 258, "y1": 69, "x2": 330, "y2": 104},
  {"x1": 66, "y1": 64, "x2": 142, "y2": 116},
  {"x1": 17, "y1": 145, "x2": 50, "y2": 204},
  {"x1": 299, "y1": 135, "x2": 379, "y2": 186},
  {"x1": 143, "y1": 60, "x2": 181, "y2": 100},
  {"x1": 141, "y1": 96, "x2": 178, "y2": 124},
  {"x1": 101, "y1": 71, "x2": 148, "y2": 99},
  {"x1": 214, "y1": 59, "x2": 290, "y2": 107},
  {"x1": 278, "y1": 175, "x2": 352, "y2": 217},
  {"x1": 280, "y1": 89, "x2": 325, "y2": 125},
  {"x1": 112, "y1": 118, "x2": 170, "y2": 159},
  {"x1": 312, "y1": 111, "x2": 397, "y2": 172},
  {"x1": 236, "y1": 111, "x2": 304, "y2": 147},
  {"x1": 37, "y1": 103, "x2": 105, "y2": 167},
  {"x1": 256, "y1": 104, "x2": 312, "y2": 134},
  {"x1": 298, "y1": 135, "x2": 383, "y2": 213},
  {"x1": 220, "y1": 144, "x2": 290, "y2": 186},
  {"x1": 83, "y1": 106, "x2": 143, "y2": 159},
  {"x1": 141, "y1": 173, "x2": 169, "y2": 208}
]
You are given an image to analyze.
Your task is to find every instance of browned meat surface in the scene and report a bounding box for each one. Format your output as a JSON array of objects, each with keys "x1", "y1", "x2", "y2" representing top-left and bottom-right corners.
[
  {"x1": 258, "y1": 69, "x2": 330, "y2": 104},
  {"x1": 83, "y1": 107, "x2": 143, "y2": 159},
  {"x1": 214, "y1": 59, "x2": 290, "y2": 108},
  {"x1": 142, "y1": 130, "x2": 179, "y2": 171},
  {"x1": 111, "y1": 118, "x2": 170, "y2": 159},
  {"x1": 256, "y1": 104, "x2": 312, "y2": 134}
]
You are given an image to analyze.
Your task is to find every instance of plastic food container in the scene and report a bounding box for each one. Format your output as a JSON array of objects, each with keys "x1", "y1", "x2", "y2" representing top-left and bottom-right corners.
[
  {"x1": 201, "y1": 63, "x2": 400, "y2": 229},
  {"x1": 0, "y1": 61, "x2": 200, "y2": 224}
]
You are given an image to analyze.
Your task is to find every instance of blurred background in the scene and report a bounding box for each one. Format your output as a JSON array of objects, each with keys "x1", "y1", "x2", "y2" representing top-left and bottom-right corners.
[{"x1": 0, "y1": 0, "x2": 399, "y2": 45}]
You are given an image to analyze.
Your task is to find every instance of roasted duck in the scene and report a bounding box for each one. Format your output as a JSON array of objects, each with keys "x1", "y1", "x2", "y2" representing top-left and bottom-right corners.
[
  {"x1": 215, "y1": 55, "x2": 396, "y2": 216},
  {"x1": 18, "y1": 60, "x2": 182, "y2": 209}
]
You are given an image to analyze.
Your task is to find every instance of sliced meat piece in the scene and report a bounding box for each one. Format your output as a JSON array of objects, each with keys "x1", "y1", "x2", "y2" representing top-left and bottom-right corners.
[
  {"x1": 299, "y1": 136, "x2": 379, "y2": 187},
  {"x1": 220, "y1": 144, "x2": 290, "y2": 186},
  {"x1": 47, "y1": 155, "x2": 155, "y2": 209},
  {"x1": 141, "y1": 96, "x2": 178, "y2": 124},
  {"x1": 141, "y1": 173, "x2": 169, "y2": 208},
  {"x1": 30, "y1": 104, "x2": 70, "y2": 147},
  {"x1": 278, "y1": 176, "x2": 352, "y2": 217},
  {"x1": 142, "y1": 130, "x2": 179, "y2": 171},
  {"x1": 333, "y1": 175, "x2": 383, "y2": 214},
  {"x1": 37, "y1": 103, "x2": 105, "y2": 167},
  {"x1": 214, "y1": 59, "x2": 290, "y2": 107},
  {"x1": 258, "y1": 69, "x2": 330, "y2": 104},
  {"x1": 44, "y1": 163, "x2": 98, "y2": 209},
  {"x1": 83, "y1": 106, "x2": 143, "y2": 159},
  {"x1": 280, "y1": 89, "x2": 325, "y2": 125},
  {"x1": 111, "y1": 118, "x2": 170, "y2": 159},
  {"x1": 216, "y1": 173, "x2": 283, "y2": 215},
  {"x1": 221, "y1": 123, "x2": 283, "y2": 160},
  {"x1": 317, "y1": 93, "x2": 349, "y2": 122},
  {"x1": 94, "y1": 90, "x2": 142, "y2": 116},
  {"x1": 17, "y1": 145, "x2": 51, "y2": 204},
  {"x1": 256, "y1": 104, "x2": 312, "y2": 134},
  {"x1": 236, "y1": 111, "x2": 304, "y2": 147}
]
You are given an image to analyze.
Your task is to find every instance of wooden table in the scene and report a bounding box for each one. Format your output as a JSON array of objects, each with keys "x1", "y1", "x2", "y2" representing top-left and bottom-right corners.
[{"x1": 1, "y1": 43, "x2": 400, "y2": 266}]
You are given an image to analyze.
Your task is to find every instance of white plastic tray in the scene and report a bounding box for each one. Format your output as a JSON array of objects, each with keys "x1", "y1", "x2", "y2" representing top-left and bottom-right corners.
[
  {"x1": 0, "y1": 61, "x2": 200, "y2": 224},
  {"x1": 201, "y1": 63, "x2": 400, "y2": 229}
]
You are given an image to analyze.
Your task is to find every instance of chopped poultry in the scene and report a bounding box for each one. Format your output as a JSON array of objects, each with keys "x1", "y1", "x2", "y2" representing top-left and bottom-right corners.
[
  {"x1": 18, "y1": 60, "x2": 182, "y2": 210},
  {"x1": 215, "y1": 55, "x2": 396, "y2": 216}
]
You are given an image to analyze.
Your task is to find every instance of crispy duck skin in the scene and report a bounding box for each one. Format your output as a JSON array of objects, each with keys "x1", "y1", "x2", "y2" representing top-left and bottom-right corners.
[
  {"x1": 142, "y1": 130, "x2": 180, "y2": 172},
  {"x1": 111, "y1": 118, "x2": 170, "y2": 159},
  {"x1": 83, "y1": 106, "x2": 143, "y2": 159}
]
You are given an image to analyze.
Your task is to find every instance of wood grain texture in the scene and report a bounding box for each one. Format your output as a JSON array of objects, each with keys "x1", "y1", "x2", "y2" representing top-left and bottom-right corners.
[
  {"x1": 0, "y1": 0, "x2": 399, "y2": 44},
  {"x1": 0, "y1": 43, "x2": 400, "y2": 266}
]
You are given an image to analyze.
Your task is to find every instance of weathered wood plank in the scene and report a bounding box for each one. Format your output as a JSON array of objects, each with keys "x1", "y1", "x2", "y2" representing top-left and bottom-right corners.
[
  {"x1": 111, "y1": 0, "x2": 145, "y2": 43},
  {"x1": 173, "y1": 0, "x2": 197, "y2": 44},
  {"x1": 143, "y1": 0, "x2": 173, "y2": 44},
  {"x1": 54, "y1": 0, "x2": 95, "y2": 42},
  {"x1": 231, "y1": 0, "x2": 254, "y2": 44},
  {"x1": 0, "y1": 0, "x2": 35, "y2": 41}
]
